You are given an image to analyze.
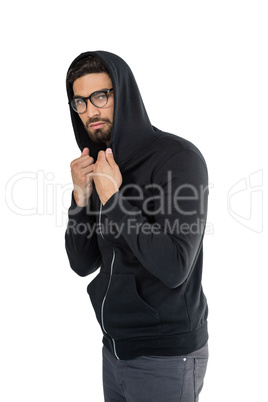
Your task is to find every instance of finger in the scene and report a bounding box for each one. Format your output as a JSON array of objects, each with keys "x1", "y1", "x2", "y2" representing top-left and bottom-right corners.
[
  {"x1": 97, "y1": 150, "x2": 107, "y2": 161},
  {"x1": 71, "y1": 152, "x2": 94, "y2": 168},
  {"x1": 71, "y1": 158, "x2": 94, "y2": 171},
  {"x1": 105, "y1": 148, "x2": 116, "y2": 165},
  {"x1": 81, "y1": 147, "x2": 90, "y2": 157},
  {"x1": 79, "y1": 155, "x2": 94, "y2": 168},
  {"x1": 81, "y1": 164, "x2": 95, "y2": 176}
]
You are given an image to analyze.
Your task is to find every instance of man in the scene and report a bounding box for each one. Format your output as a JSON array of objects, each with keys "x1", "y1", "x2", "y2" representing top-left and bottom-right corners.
[{"x1": 65, "y1": 51, "x2": 209, "y2": 402}]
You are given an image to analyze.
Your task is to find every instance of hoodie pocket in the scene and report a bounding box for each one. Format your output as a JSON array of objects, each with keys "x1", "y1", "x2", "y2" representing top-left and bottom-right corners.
[
  {"x1": 87, "y1": 272, "x2": 110, "y2": 326},
  {"x1": 103, "y1": 273, "x2": 161, "y2": 340}
]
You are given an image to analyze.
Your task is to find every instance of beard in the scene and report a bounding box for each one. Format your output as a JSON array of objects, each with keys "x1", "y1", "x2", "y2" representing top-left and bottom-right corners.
[{"x1": 84, "y1": 117, "x2": 112, "y2": 144}]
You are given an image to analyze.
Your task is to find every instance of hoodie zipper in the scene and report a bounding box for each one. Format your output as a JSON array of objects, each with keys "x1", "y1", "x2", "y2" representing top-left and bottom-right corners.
[{"x1": 99, "y1": 203, "x2": 119, "y2": 360}]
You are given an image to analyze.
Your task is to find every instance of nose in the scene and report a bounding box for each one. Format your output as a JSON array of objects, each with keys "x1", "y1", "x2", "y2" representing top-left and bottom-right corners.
[{"x1": 85, "y1": 99, "x2": 101, "y2": 118}]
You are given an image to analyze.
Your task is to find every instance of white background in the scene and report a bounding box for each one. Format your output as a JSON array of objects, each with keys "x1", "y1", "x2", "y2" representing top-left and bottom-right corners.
[{"x1": 1, "y1": 1, "x2": 267, "y2": 401}]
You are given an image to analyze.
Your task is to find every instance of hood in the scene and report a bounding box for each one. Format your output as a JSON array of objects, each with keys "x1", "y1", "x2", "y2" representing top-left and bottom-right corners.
[{"x1": 66, "y1": 51, "x2": 159, "y2": 166}]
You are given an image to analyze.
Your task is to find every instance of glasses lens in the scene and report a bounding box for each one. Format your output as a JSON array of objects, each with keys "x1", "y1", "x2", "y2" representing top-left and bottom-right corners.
[
  {"x1": 71, "y1": 98, "x2": 86, "y2": 113},
  {"x1": 91, "y1": 91, "x2": 108, "y2": 108}
]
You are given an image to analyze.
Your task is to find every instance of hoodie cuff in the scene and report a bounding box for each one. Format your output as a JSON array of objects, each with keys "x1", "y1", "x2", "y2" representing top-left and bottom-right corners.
[
  {"x1": 68, "y1": 191, "x2": 92, "y2": 220},
  {"x1": 103, "y1": 191, "x2": 141, "y2": 223}
]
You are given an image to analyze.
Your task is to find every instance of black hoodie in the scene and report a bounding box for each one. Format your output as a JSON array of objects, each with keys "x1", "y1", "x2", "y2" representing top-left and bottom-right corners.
[{"x1": 65, "y1": 51, "x2": 209, "y2": 360}]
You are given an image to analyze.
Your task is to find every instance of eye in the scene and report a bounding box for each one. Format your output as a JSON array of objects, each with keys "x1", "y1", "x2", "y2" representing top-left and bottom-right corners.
[
  {"x1": 71, "y1": 98, "x2": 86, "y2": 113},
  {"x1": 95, "y1": 93, "x2": 106, "y2": 101},
  {"x1": 91, "y1": 91, "x2": 108, "y2": 107},
  {"x1": 75, "y1": 98, "x2": 85, "y2": 105}
]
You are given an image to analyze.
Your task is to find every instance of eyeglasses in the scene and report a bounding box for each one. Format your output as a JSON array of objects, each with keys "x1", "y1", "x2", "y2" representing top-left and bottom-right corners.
[{"x1": 70, "y1": 88, "x2": 113, "y2": 114}]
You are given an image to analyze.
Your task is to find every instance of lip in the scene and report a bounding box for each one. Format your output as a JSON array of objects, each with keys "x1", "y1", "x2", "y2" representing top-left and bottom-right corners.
[{"x1": 89, "y1": 122, "x2": 106, "y2": 129}]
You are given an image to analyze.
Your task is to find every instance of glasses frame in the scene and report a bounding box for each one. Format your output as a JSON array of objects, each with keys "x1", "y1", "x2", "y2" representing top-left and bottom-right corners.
[{"x1": 69, "y1": 88, "x2": 113, "y2": 114}]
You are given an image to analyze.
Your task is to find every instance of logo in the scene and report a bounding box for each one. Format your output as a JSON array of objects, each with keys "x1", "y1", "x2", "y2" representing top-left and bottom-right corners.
[{"x1": 227, "y1": 170, "x2": 263, "y2": 233}]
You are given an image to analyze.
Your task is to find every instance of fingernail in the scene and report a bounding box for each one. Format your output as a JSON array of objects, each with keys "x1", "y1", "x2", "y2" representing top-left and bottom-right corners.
[{"x1": 106, "y1": 148, "x2": 112, "y2": 153}]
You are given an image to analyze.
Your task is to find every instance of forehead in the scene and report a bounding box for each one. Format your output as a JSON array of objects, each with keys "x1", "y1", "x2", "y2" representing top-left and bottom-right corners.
[{"x1": 72, "y1": 73, "x2": 112, "y2": 97}]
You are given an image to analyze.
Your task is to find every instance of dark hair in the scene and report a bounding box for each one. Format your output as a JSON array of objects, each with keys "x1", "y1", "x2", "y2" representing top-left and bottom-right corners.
[{"x1": 66, "y1": 55, "x2": 109, "y2": 86}]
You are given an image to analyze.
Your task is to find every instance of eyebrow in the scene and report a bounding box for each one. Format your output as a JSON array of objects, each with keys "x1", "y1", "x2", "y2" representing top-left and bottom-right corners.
[{"x1": 73, "y1": 89, "x2": 110, "y2": 99}]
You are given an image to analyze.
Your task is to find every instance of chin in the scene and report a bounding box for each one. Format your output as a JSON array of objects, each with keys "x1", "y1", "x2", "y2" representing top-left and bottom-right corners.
[{"x1": 88, "y1": 129, "x2": 111, "y2": 144}]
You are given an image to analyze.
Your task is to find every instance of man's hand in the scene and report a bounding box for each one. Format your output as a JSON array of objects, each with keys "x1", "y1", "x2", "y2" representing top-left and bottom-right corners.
[
  {"x1": 70, "y1": 148, "x2": 95, "y2": 207},
  {"x1": 93, "y1": 148, "x2": 122, "y2": 205}
]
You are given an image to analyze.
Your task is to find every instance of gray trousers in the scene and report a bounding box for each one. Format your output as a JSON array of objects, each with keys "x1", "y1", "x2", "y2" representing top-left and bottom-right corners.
[{"x1": 102, "y1": 343, "x2": 208, "y2": 402}]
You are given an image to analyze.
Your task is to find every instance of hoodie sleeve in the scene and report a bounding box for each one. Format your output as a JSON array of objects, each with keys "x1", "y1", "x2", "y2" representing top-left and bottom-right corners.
[
  {"x1": 65, "y1": 192, "x2": 102, "y2": 276},
  {"x1": 103, "y1": 150, "x2": 208, "y2": 289}
]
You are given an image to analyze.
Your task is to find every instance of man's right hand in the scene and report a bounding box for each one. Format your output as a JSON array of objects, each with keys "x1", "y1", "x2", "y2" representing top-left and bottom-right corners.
[{"x1": 70, "y1": 148, "x2": 95, "y2": 207}]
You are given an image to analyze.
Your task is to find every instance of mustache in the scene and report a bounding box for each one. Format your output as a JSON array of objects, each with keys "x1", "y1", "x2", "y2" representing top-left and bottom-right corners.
[{"x1": 86, "y1": 117, "x2": 111, "y2": 128}]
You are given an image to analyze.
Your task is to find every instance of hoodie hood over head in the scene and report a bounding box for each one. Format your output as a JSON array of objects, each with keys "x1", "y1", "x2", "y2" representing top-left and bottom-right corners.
[
  {"x1": 65, "y1": 50, "x2": 209, "y2": 360},
  {"x1": 66, "y1": 51, "x2": 159, "y2": 165}
]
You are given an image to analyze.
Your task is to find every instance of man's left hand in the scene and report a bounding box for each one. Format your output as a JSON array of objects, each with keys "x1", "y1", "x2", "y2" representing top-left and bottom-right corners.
[{"x1": 93, "y1": 148, "x2": 122, "y2": 205}]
